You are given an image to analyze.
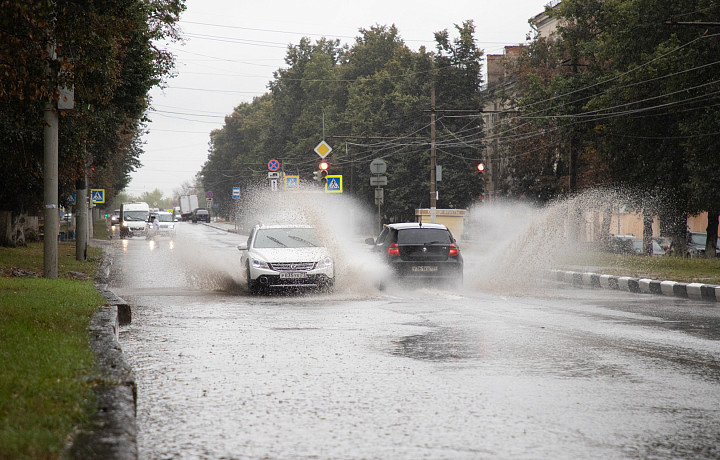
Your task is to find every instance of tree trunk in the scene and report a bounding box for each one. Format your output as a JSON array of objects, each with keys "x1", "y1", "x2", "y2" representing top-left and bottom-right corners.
[
  {"x1": 643, "y1": 212, "x2": 653, "y2": 256},
  {"x1": 706, "y1": 210, "x2": 719, "y2": 258}
]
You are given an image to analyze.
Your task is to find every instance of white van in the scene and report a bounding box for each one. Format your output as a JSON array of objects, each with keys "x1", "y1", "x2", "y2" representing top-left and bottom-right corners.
[{"x1": 120, "y1": 202, "x2": 150, "y2": 238}]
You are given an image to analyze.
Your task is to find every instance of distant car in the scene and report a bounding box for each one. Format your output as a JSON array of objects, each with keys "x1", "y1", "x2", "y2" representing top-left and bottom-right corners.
[
  {"x1": 111, "y1": 209, "x2": 120, "y2": 225},
  {"x1": 238, "y1": 224, "x2": 334, "y2": 294},
  {"x1": 687, "y1": 232, "x2": 720, "y2": 258},
  {"x1": 154, "y1": 211, "x2": 176, "y2": 237},
  {"x1": 365, "y1": 222, "x2": 463, "y2": 284},
  {"x1": 191, "y1": 208, "x2": 210, "y2": 223}
]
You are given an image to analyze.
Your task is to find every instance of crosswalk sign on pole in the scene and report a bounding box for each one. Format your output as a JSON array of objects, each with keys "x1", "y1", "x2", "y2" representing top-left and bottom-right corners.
[
  {"x1": 325, "y1": 175, "x2": 343, "y2": 193},
  {"x1": 90, "y1": 189, "x2": 105, "y2": 203},
  {"x1": 284, "y1": 175, "x2": 300, "y2": 190}
]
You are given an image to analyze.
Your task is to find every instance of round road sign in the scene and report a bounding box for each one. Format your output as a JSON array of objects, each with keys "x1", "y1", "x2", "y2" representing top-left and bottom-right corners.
[
  {"x1": 370, "y1": 158, "x2": 387, "y2": 174},
  {"x1": 268, "y1": 159, "x2": 280, "y2": 171}
]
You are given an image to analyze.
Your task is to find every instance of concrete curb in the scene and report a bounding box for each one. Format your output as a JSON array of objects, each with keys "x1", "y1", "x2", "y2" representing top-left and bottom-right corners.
[
  {"x1": 69, "y1": 245, "x2": 137, "y2": 459},
  {"x1": 547, "y1": 269, "x2": 720, "y2": 303}
]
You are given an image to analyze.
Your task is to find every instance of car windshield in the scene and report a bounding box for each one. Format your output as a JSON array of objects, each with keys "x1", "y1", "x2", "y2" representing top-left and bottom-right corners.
[
  {"x1": 690, "y1": 233, "x2": 707, "y2": 245},
  {"x1": 157, "y1": 214, "x2": 173, "y2": 222},
  {"x1": 398, "y1": 228, "x2": 452, "y2": 245},
  {"x1": 254, "y1": 228, "x2": 320, "y2": 248},
  {"x1": 124, "y1": 210, "x2": 148, "y2": 221}
]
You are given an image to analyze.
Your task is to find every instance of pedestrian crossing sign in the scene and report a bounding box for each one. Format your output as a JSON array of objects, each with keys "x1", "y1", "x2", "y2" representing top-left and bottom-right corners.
[
  {"x1": 90, "y1": 188, "x2": 105, "y2": 203},
  {"x1": 285, "y1": 175, "x2": 300, "y2": 190},
  {"x1": 325, "y1": 175, "x2": 342, "y2": 193}
]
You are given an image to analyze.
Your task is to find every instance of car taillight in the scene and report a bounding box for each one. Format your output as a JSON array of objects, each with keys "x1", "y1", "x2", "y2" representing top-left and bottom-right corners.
[
  {"x1": 388, "y1": 242, "x2": 400, "y2": 257},
  {"x1": 449, "y1": 243, "x2": 459, "y2": 257}
]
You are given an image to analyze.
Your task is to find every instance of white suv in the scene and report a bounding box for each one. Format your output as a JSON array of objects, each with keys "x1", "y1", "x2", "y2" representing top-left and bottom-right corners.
[{"x1": 238, "y1": 224, "x2": 334, "y2": 294}]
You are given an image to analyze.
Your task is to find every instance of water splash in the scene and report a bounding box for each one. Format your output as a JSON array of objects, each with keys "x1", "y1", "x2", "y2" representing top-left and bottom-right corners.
[
  {"x1": 462, "y1": 187, "x2": 656, "y2": 295},
  {"x1": 234, "y1": 185, "x2": 390, "y2": 294}
]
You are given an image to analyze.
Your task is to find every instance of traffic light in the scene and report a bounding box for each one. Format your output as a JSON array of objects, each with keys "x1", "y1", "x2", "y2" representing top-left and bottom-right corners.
[
  {"x1": 476, "y1": 162, "x2": 485, "y2": 173},
  {"x1": 313, "y1": 170, "x2": 321, "y2": 181},
  {"x1": 319, "y1": 161, "x2": 329, "y2": 185}
]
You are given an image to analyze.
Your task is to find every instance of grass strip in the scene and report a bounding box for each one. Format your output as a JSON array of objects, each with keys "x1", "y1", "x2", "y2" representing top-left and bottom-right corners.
[
  {"x1": 0, "y1": 224, "x2": 107, "y2": 458},
  {"x1": 566, "y1": 252, "x2": 720, "y2": 285},
  {"x1": 0, "y1": 278, "x2": 104, "y2": 458}
]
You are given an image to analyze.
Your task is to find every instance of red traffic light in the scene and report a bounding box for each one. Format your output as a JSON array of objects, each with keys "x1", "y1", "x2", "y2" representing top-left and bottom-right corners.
[
  {"x1": 319, "y1": 161, "x2": 329, "y2": 171},
  {"x1": 476, "y1": 163, "x2": 485, "y2": 172}
]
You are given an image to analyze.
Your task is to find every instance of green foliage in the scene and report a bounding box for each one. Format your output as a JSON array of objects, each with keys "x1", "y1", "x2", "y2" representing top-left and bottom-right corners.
[
  {"x1": 503, "y1": 0, "x2": 720, "y2": 222},
  {"x1": 202, "y1": 23, "x2": 486, "y2": 219},
  {"x1": 0, "y1": 0, "x2": 185, "y2": 216}
]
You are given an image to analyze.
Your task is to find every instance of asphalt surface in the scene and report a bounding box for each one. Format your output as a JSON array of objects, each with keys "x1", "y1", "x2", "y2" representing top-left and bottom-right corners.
[{"x1": 91, "y1": 221, "x2": 720, "y2": 459}]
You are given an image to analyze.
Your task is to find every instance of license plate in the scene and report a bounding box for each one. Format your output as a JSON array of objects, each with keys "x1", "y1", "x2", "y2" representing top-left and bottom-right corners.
[
  {"x1": 280, "y1": 272, "x2": 306, "y2": 279},
  {"x1": 412, "y1": 266, "x2": 438, "y2": 272}
]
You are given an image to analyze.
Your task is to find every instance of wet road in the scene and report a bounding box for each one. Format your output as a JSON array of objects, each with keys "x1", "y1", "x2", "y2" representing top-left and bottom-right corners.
[{"x1": 110, "y1": 222, "x2": 720, "y2": 459}]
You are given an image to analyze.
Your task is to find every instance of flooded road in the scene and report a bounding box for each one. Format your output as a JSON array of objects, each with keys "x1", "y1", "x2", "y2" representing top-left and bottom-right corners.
[{"x1": 110, "y1": 222, "x2": 720, "y2": 459}]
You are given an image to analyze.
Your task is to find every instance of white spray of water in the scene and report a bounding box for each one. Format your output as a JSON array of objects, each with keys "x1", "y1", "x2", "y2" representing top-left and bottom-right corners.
[
  {"x1": 166, "y1": 184, "x2": 648, "y2": 298},
  {"x1": 462, "y1": 188, "x2": 646, "y2": 295},
  {"x1": 234, "y1": 184, "x2": 391, "y2": 295}
]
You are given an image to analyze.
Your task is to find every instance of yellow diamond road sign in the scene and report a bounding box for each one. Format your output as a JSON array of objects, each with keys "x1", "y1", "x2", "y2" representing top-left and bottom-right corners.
[{"x1": 314, "y1": 140, "x2": 332, "y2": 159}]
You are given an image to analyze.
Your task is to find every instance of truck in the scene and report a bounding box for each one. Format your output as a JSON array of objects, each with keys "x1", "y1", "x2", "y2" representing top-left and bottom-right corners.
[
  {"x1": 180, "y1": 194, "x2": 199, "y2": 221},
  {"x1": 119, "y1": 201, "x2": 150, "y2": 238}
]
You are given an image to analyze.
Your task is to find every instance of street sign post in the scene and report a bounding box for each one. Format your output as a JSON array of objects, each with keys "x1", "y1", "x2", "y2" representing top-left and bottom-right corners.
[
  {"x1": 325, "y1": 175, "x2": 342, "y2": 193},
  {"x1": 232, "y1": 187, "x2": 241, "y2": 199},
  {"x1": 370, "y1": 176, "x2": 388, "y2": 186},
  {"x1": 268, "y1": 159, "x2": 280, "y2": 171},
  {"x1": 284, "y1": 176, "x2": 300, "y2": 190},
  {"x1": 370, "y1": 158, "x2": 387, "y2": 174},
  {"x1": 314, "y1": 140, "x2": 333, "y2": 159},
  {"x1": 90, "y1": 189, "x2": 105, "y2": 204}
]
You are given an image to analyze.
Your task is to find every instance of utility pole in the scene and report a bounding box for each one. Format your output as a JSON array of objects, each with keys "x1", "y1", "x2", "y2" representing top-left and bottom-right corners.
[
  {"x1": 43, "y1": 44, "x2": 59, "y2": 278},
  {"x1": 75, "y1": 170, "x2": 88, "y2": 261},
  {"x1": 430, "y1": 86, "x2": 437, "y2": 223}
]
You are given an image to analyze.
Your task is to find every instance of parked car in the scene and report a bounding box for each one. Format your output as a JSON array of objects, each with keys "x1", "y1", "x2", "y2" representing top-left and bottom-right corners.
[
  {"x1": 687, "y1": 232, "x2": 720, "y2": 258},
  {"x1": 365, "y1": 222, "x2": 463, "y2": 284},
  {"x1": 191, "y1": 208, "x2": 210, "y2": 223},
  {"x1": 607, "y1": 234, "x2": 665, "y2": 256},
  {"x1": 238, "y1": 224, "x2": 335, "y2": 294}
]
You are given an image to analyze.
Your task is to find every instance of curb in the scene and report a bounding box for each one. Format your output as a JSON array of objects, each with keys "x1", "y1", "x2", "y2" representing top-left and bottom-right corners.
[
  {"x1": 69, "y1": 245, "x2": 137, "y2": 459},
  {"x1": 547, "y1": 269, "x2": 720, "y2": 303}
]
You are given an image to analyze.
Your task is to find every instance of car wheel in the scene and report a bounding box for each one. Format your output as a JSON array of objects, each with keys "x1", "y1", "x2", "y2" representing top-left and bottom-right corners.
[
  {"x1": 320, "y1": 278, "x2": 335, "y2": 293},
  {"x1": 246, "y1": 263, "x2": 260, "y2": 295}
]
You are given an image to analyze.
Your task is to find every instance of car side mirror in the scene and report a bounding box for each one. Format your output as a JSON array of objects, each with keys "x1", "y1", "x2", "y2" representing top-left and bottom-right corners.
[
  {"x1": 364, "y1": 237, "x2": 375, "y2": 245},
  {"x1": 237, "y1": 243, "x2": 248, "y2": 251}
]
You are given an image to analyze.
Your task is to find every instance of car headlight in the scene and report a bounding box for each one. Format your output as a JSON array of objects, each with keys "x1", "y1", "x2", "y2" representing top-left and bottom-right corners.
[
  {"x1": 252, "y1": 258, "x2": 269, "y2": 269},
  {"x1": 317, "y1": 257, "x2": 333, "y2": 269}
]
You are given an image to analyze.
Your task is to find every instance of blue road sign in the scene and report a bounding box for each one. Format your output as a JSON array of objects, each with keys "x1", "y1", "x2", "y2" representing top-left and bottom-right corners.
[
  {"x1": 325, "y1": 175, "x2": 343, "y2": 193},
  {"x1": 284, "y1": 176, "x2": 299, "y2": 190},
  {"x1": 268, "y1": 159, "x2": 280, "y2": 171},
  {"x1": 90, "y1": 189, "x2": 105, "y2": 203},
  {"x1": 68, "y1": 193, "x2": 76, "y2": 205},
  {"x1": 232, "y1": 187, "x2": 241, "y2": 199}
]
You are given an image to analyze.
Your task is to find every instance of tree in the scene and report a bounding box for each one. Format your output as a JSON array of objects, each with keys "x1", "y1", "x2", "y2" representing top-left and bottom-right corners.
[{"x1": 0, "y1": 0, "x2": 184, "y2": 246}]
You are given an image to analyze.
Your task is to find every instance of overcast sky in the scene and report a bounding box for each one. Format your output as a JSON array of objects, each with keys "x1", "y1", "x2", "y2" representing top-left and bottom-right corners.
[{"x1": 125, "y1": 0, "x2": 551, "y2": 200}]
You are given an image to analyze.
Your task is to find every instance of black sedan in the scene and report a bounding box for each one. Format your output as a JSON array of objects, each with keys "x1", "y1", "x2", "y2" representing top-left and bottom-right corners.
[
  {"x1": 366, "y1": 222, "x2": 463, "y2": 285},
  {"x1": 191, "y1": 208, "x2": 210, "y2": 223}
]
